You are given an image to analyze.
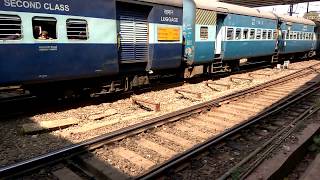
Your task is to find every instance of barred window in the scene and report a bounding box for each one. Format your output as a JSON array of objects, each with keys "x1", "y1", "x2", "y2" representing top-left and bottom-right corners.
[
  {"x1": 290, "y1": 31, "x2": 293, "y2": 39},
  {"x1": 0, "y1": 15, "x2": 22, "y2": 40},
  {"x1": 302, "y1": 33, "x2": 306, "y2": 40},
  {"x1": 267, "y1": 30, "x2": 272, "y2": 39},
  {"x1": 227, "y1": 28, "x2": 234, "y2": 40},
  {"x1": 200, "y1": 26, "x2": 208, "y2": 40},
  {"x1": 256, "y1": 29, "x2": 262, "y2": 39},
  {"x1": 235, "y1": 28, "x2": 241, "y2": 40},
  {"x1": 243, "y1": 29, "x2": 249, "y2": 39},
  {"x1": 293, "y1": 32, "x2": 297, "y2": 40},
  {"x1": 262, "y1": 30, "x2": 267, "y2": 39},
  {"x1": 66, "y1": 19, "x2": 88, "y2": 40},
  {"x1": 250, "y1": 29, "x2": 255, "y2": 39}
]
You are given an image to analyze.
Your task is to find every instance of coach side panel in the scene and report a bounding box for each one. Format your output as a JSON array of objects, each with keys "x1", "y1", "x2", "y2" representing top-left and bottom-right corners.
[
  {"x1": 220, "y1": 14, "x2": 277, "y2": 61},
  {"x1": 0, "y1": 0, "x2": 119, "y2": 85}
]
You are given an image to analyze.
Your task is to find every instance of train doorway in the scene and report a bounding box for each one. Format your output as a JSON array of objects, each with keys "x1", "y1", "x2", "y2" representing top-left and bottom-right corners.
[
  {"x1": 215, "y1": 13, "x2": 227, "y2": 56},
  {"x1": 116, "y1": 2, "x2": 151, "y2": 65}
]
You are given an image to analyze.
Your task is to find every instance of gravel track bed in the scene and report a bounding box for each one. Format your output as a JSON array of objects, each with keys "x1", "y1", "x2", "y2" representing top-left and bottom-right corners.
[{"x1": 0, "y1": 60, "x2": 319, "y2": 168}]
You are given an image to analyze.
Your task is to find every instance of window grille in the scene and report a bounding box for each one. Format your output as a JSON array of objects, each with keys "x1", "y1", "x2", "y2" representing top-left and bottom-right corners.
[
  {"x1": 267, "y1": 30, "x2": 272, "y2": 39},
  {"x1": 256, "y1": 29, "x2": 261, "y2": 39},
  {"x1": 262, "y1": 30, "x2": 267, "y2": 39},
  {"x1": 250, "y1": 29, "x2": 255, "y2": 39},
  {"x1": 235, "y1": 28, "x2": 241, "y2": 40},
  {"x1": 0, "y1": 15, "x2": 22, "y2": 40},
  {"x1": 200, "y1": 26, "x2": 208, "y2": 40},
  {"x1": 243, "y1": 29, "x2": 249, "y2": 39},
  {"x1": 227, "y1": 28, "x2": 234, "y2": 40},
  {"x1": 66, "y1": 19, "x2": 88, "y2": 40}
]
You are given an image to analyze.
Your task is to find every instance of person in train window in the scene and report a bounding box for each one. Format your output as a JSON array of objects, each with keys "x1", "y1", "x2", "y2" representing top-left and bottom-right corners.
[{"x1": 38, "y1": 31, "x2": 52, "y2": 40}]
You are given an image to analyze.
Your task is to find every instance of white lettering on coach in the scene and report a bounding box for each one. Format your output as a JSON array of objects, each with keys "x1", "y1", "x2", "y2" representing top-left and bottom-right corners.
[
  {"x1": 161, "y1": 9, "x2": 179, "y2": 23},
  {"x1": 164, "y1": 9, "x2": 174, "y2": 16},
  {"x1": 161, "y1": 16, "x2": 179, "y2": 23},
  {"x1": 3, "y1": 0, "x2": 70, "y2": 12}
]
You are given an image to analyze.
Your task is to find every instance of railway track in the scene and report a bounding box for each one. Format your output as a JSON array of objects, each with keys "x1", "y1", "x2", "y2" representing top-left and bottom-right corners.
[
  {"x1": 143, "y1": 81, "x2": 320, "y2": 180},
  {"x1": 1, "y1": 63, "x2": 320, "y2": 179},
  {"x1": 0, "y1": 63, "x2": 271, "y2": 119}
]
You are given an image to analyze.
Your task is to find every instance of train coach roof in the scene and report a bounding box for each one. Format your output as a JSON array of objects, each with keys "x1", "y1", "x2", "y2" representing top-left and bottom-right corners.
[
  {"x1": 277, "y1": 14, "x2": 316, "y2": 26},
  {"x1": 195, "y1": 1, "x2": 277, "y2": 20}
]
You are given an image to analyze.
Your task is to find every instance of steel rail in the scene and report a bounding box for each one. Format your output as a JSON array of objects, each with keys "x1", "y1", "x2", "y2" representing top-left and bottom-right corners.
[
  {"x1": 138, "y1": 75, "x2": 320, "y2": 180},
  {"x1": 0, "y1": 64, "x2": 318, "y2": 178},
  {"x1": 0, "y1": 64, "x2": 272, "y2": 119}
]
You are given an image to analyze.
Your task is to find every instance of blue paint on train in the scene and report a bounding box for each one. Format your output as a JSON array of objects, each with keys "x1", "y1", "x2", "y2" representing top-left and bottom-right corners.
[
  {"x1": 222, "y1": 41, "x2": 276, "y2": 60},
  {"x1": 281, "y1": 40, "x2": 315, "y2": 54},
  {"x1": 223, "y1": 14, "x2": 277, "y2": 29},
  {"x1": 0, "y1": 44, "x2": 118, "y2": 84},
  {"x1": 280, "y1": 23, "x2": 315, "y2": 35},
  {"x1": 148, "y1": 43, "x2": 182, "y2": 70},
  {"x1": 194, "y1": 41, "x2": 215, "y2": 64},
  {"x1": 148, "y1": 5, "x2": 182, "y2": 25},
  {"x1": 1, "y1": 0, "x2": 116, "y2": 19}
]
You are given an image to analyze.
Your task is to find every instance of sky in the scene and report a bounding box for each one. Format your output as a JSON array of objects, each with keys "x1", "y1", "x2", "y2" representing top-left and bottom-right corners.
[{"x1": 256, "y1": 1, "x2": 320, "y2": 17}]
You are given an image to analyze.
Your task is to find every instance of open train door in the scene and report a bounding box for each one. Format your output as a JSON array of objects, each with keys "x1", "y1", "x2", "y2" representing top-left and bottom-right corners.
[
  {"x1": 215, "y1": 8, "x2": 228, "y2": 57},
  {"x1": 116, "y1": 2, "x2": 151, "y2": 71}
]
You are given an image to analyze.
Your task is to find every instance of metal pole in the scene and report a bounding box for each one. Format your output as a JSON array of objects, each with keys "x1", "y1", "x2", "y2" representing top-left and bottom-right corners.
[
  {"x1": 307, "y1": 2, "x2": 309, "y2": 13},
  {"x1": 289, "y1": 4, "x2": 293, "y2": 16}
]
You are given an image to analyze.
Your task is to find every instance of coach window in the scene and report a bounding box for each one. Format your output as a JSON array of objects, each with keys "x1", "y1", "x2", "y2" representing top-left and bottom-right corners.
[
  {"x1": 267, "y1": 30, "x2": 272, "y2": 39},
  {"x1": 67, "y1": 19, "x2": 88, "y2": 40},
  {"x1": 0, "y1": 15, "x2": 22, "y2": 40},
  {"x1": 289, "y1": 32, "x2": 293, "y2": 39},
  {"x1": 293, "y1": 32, "x2": 297, "y2": 40},
  {"x1": 243, "y1": 29, "x2": 249, "y2": 39},
  {"x1": 33, "y1": 17, "x2": 57, "y2": 40},
  {"x1": 286, "y1": 31, "x2": 290, "y2": 39},
  {"x1": 200, "y1": 26, "x2": 208, "y2": 40},
  {"x1": 302, "y1": 33, "x2": 306, "y2": 40},
  {"x1": 250, "y1": 29, "x2": 255, "y2": 39},
  {"x1": 235, "y1": 28, "x2": 241, "y2": 40},
  {"x1": 227, "y1": 28, "x2": 234, "y2": 40},
  {"x1": 262, "y1": 30, "x2": 267, "y2": 39},
  {"x1": 297, "y1": 32, "x2": 301, "y2": 40},
  {"x1": 256, "y1": 29, "x2": 262, "y2": 40}
]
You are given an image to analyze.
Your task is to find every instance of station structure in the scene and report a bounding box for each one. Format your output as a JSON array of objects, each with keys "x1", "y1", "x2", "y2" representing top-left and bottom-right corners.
[{"x1": 219, "y1": 0, "x2": 319, "y2": 16}]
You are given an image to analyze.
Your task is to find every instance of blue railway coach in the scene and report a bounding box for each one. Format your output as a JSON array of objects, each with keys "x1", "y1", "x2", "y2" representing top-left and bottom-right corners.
[
  {"x1": 0, "y1": 0, "x2": 119, "y2": 85},
  {"x1": 277, "y1": 14, "x2": 316, "y2": 58},
  {"x1": 0, "y1": 0, "x2": 184, "y2": 88},
  {"x1": 183, "y1": 1, "x2": 279, "y2": 76},
  {"x1": 0, "y1": 0, "x2": 318, "y2": 96}
]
